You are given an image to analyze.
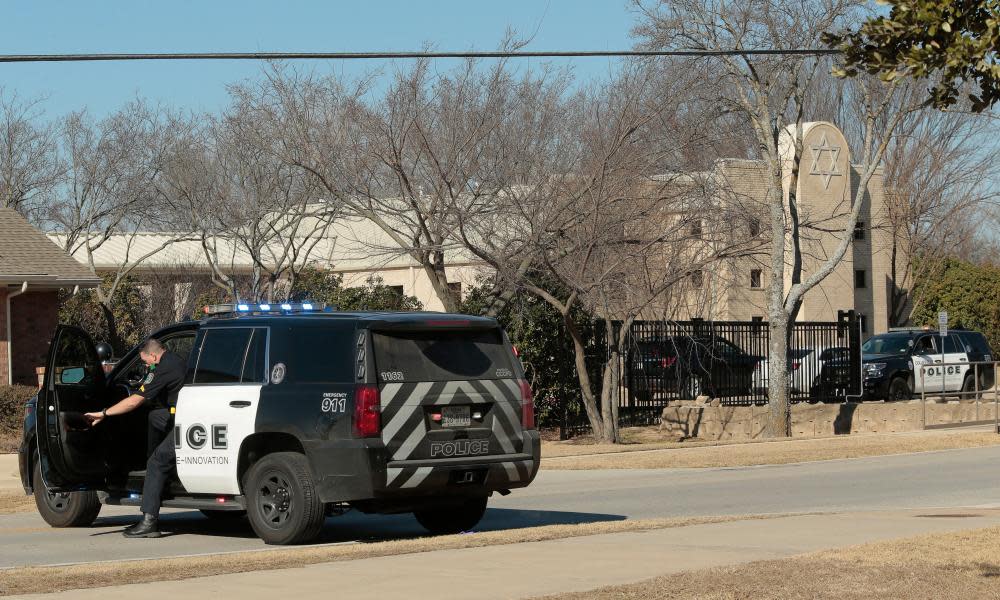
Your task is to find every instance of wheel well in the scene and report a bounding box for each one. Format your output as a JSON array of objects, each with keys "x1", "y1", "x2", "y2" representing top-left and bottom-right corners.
[{"x1": 237, "y1": 432, "x2": 305, "y2": 491}]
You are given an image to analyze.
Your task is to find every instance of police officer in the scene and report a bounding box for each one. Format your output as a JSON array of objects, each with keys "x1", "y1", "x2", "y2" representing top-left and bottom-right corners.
[{"x1": 85, "y1": 338, "x2": 186, "y2": 538}]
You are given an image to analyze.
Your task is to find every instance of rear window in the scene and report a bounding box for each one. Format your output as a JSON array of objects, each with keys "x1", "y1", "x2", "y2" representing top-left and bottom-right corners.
[
  {"x1": 373, "y1": 329, "x2": 513, "y2": 382},
  {"x1": 957, "y1": 332, "x2": 992, "y2": 355}
]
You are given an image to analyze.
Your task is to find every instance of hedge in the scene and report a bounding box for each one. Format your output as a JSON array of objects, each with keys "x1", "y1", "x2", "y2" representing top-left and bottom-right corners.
[{"x1": 0, "y1": 385, "x2": 36, "y2": 438}]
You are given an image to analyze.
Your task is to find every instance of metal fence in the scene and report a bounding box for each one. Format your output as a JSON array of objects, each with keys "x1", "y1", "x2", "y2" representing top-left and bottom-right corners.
[
  {"x1": 918, "y1": 361, "x2": 1000, "y2": 430},
  {"x1": 561, "y1": 312, "x2": 863, "y2": 437}
]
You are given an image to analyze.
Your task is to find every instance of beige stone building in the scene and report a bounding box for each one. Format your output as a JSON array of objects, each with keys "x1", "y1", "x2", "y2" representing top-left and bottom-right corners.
[
  {"x1": 673, "y1": 122, "x2": 892, "y2": 335},
  {"x1": 54, "y1": 122, "x2": 891, "y2": 329}
]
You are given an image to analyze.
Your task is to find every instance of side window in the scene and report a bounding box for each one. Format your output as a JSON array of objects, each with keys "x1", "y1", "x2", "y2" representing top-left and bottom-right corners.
[
  {"x1": 53, "y1": 329, "x2": 102, "y2": 387},
  {"x1": 193, "y1": 328, "x2": 255, "y2": 384},
  {"x1": 913, "y1": 336, "x2": 936, "y2": 355},
  {"x1": 163, "y1": 334, "x2": 197, "y2": 364},
  {"x1": 241, "y1": 329, "x2": 268, "y2": 383},
  {"x1": 944, "y1": 334, "x2": 962, "y2": 354}
]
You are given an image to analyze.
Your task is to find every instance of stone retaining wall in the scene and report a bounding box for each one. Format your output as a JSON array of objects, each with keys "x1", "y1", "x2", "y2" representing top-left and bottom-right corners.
[{"x1": 660, "y1": 399, "x2": 999, "y2": 440}]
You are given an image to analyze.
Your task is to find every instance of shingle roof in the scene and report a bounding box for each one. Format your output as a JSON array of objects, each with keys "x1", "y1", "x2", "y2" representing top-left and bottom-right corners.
[{"x1": 0, "y1": 208, "x2": 101, "y2": 286}]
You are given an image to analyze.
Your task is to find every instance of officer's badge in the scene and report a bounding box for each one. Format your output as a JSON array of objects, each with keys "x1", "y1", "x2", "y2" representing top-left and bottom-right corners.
[{"x1": 144, "y1": 372, "x2": 155, "y2": 385}]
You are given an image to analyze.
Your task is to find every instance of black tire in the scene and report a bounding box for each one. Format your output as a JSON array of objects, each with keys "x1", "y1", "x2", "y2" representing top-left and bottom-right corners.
[
  {"x1": 32, "y1": 461, "x2": 101, "y2": 528},
  {"x1": 961, "y1": 375, "x2": 982, "y2": 400},
  {"x1": 244, "y1": 452, "x2": 325, "y2": 545},
  {"x1": 414, "y1": 496, "x2": 488, "y2": 535},
  {"x1": 888, "y1": 377, "x2": 911, "y2": 402},
  {"x1": 200, "y1": 509, "x2": 247, "y2": 520}
]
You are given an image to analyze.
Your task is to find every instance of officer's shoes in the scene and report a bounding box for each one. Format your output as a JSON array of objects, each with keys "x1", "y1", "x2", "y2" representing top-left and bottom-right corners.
[{"x1": 123, "y1": 514, "x2": 161, "y2": 538}]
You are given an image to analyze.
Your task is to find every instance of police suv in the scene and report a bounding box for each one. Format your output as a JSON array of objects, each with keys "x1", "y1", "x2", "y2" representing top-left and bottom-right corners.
[
  {"x1": 861, "y1": 327, "x2": 995, "y2": 401},
  {"x1": 19, "y1": 304, "x2": 539, "y2": 544}
]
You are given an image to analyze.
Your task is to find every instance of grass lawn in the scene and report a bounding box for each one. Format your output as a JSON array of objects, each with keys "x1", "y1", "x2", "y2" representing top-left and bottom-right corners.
[
  {"x1": 540, "y1": 524, "x2": 1000, "y2": 599},
  {"x1": 542, "y1": 428, "x2": 1000, "y2": 469}
]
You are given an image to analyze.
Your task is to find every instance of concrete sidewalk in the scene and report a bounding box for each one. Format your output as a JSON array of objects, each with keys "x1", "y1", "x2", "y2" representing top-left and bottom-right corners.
[{"x1": 10, "y1": 509, "x2": 1000, "y2": 600}]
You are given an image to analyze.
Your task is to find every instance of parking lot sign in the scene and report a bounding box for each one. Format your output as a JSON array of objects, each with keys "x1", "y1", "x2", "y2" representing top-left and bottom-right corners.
[{"x1": 938, "y1": 311, "x2": 948, "y2": 336}]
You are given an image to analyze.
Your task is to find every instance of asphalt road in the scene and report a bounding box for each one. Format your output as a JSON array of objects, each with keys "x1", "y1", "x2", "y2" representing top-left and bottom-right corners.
[{"x1": 3, "y1": 445, "x2": 1000, "y2": 569}]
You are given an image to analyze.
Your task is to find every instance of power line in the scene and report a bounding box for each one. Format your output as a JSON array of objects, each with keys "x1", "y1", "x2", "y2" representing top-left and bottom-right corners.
[{"x1": 0, "y1": 49, "x2": 840, "y2": 64}]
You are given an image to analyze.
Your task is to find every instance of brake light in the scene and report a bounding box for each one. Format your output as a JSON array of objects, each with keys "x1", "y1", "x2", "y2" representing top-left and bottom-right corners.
[
  {"x1": 425, "y1": 320, "x2": 472, "y2": 326},
  {"x1": 353, "y1": 385, "x2": 381, "y2": 437},
  {"x1": 791, "y1": 361, "x2": 801, "y2": 371},
  {"x1": 512, "y1": 345, "x2": 520, "y2": 357},
  {"x1": 518, "y1": 380, "x2": 535, "y2": 430},
  {"x1": 660, "y1": 356, "x2": 677, "y2": 368}
]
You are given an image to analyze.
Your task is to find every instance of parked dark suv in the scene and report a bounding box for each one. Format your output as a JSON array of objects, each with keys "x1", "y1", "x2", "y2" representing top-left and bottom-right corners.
[
  {"x1": 627, "y1": 335, "x2": 762, "y2": 400},
  {"x1": 860, "y1": 328, "x2": 994, "y2": 401},
  {"x1": 20, "y1": 304, "x2": 539, "y2": 544}
]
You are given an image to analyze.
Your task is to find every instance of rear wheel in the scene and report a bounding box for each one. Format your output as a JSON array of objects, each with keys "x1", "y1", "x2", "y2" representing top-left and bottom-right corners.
[
  {"x1": 244, "y1": 452, "x2": 325, "y2": 545},
  {"x1": 961, "y1": 375, "x2": 982, "y2": 400},
  {"x1": 888, "y1": 377, "x2": 911, "y2": 402},
  {"x1": 414, "y1": 496, "x2": 488, "y2": 535},
  {"x1": 32, "y1": 461, "x2": 101, "y2": 527}
]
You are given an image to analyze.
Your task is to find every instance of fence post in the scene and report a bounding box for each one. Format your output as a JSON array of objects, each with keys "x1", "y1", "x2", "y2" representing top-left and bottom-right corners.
[
  {"x1": 975, "y1": 362, "x2": 980, "y2": 421},
  {"x1": 995, "y1": 363, "x2": 999, "y2": 435},
  {"x1": 921, "y1": 367, "x2": 926, "y2": 429}
]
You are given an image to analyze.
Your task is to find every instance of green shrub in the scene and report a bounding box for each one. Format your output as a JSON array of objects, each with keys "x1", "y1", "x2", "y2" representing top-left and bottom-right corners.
[
  {"x1": 462, "y1": 277, "x2": 597, "y2": 430},
  {"x1": 58, "y1": 273, "x2": 146, "y2": 355},
  {"x1": 911, "y1": 257, "x2": 1000, "y2": 351},
  {"x1": 0, "y1": 384, "x2": 36, "y2": 438},
  {"x1": 290, "y1": 268, "x2": 423, "y2": 312}
]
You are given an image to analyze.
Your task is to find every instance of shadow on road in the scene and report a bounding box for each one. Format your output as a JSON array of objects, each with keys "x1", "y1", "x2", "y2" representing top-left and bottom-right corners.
[{"x1": 90, "y1": 507, "x2": 626, "y2": 543}]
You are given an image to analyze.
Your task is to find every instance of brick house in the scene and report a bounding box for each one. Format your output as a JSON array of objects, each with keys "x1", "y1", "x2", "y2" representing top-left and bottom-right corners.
[{"x1": 0, "y1": 208, "x2": 100, "y2": 386}]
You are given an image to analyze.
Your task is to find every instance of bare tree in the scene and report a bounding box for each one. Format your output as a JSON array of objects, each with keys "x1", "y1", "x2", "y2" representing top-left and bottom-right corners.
[
  {"x1": 634, "y1": 0, "x2": 922, "y2": 437},
  {"x1": 0, "y1": 89, "x2": 62, "y2": 220},
  {"x1": 50, "y1": 102, "x2": 189, "y2": 351},
  {"x1": 878, "y1": 107, "x2": 999, "y2": 325},
  {"x1": 454, "y1": 63, "x2": 757, "y2": 442}
]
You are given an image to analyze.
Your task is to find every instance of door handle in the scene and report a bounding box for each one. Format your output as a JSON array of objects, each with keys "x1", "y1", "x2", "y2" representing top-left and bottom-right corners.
[
  {"x1": 229, "y1": 400, "x2": 251, "y2": 408},
  {"x1": 933, "y1": 360, "x2": 941, "y2": 363}
]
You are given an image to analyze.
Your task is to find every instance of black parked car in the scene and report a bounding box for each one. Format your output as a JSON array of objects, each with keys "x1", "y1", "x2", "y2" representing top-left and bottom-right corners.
[{"x1": 627, "y1": 335, "x2": 762, "y2": 400}]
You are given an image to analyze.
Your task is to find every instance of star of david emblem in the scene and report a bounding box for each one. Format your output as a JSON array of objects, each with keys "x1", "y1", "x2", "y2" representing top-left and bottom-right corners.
[{"x1": 808, "y1": 132, "x2": 842, "y2": 189}]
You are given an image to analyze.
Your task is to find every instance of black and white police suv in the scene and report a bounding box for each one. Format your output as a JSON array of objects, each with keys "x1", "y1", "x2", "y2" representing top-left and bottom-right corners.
[
  {"x1": 19, "y1": 303, "x2": 540, "y2": 544},
  {"x1": 861, "y1": 327, "x2": 995, "y2": 401}
]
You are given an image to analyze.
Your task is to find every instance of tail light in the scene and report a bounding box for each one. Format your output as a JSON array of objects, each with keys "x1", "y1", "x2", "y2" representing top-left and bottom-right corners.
[
  {"x1": 353, "y1": 384, "x2": 381, "y2": 437},
  {"x1": 660, "y1": 356, "x2": 677, "y2": 368},
  {"x1": 518, "y1": 379, "x2": 535, "y2": 430},
  {"x1": 791, "y1": 361, "x2": 801, "y2": 371}
]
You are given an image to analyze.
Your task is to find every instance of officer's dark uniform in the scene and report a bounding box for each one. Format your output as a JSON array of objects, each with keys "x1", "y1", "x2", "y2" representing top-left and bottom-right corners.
[{"x1": 135, "y1": 351, "x2": 186, "y2": 517}]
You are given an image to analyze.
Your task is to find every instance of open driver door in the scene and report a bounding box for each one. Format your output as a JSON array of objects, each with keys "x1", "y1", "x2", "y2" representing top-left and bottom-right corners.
[{"x1": 36, "y1": 325, "x2": 109, "y2": 491}]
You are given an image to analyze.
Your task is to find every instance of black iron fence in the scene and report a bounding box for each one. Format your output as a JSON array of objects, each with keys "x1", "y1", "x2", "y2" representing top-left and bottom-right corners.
[{"x1": 561, "y1": 311, "x2": 863, "y2": 437}]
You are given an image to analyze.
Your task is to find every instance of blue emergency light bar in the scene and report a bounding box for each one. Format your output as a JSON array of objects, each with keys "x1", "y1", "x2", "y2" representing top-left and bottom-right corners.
[{"x1": 203, "y1": 302, "x2": 327, "y2": 316}]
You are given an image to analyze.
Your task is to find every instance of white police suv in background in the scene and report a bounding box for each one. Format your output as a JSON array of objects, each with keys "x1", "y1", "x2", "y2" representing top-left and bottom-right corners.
[{"x1": 20, "y1": 304, "x2": 539, "y2": 545}]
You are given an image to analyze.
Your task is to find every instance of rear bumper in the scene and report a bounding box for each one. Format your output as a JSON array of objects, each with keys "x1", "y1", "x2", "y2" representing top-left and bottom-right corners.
[{"x1": 305, "y1": 430, "x2": 541, "y2": 505}]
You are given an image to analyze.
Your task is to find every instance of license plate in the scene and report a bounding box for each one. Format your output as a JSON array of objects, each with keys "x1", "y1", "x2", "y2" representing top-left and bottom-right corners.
[{"x1": 441, "y1": 406, "x2": 471, "y2": 427}]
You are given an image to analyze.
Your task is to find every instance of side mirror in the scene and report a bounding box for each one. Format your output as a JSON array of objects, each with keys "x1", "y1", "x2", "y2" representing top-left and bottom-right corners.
[
  {"x1": 59, "y1": 367, "x2": 86, "y2": 385},
  {"x1": 95, "y1": 342, "x2": 114, "y2": 362}
]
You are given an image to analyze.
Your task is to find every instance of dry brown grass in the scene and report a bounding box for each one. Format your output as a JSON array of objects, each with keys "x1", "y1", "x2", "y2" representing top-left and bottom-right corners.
[
  {"x1": 543, "y1": 430, "x2": 1000, "y2": 469},
  {"x1": 0, "y1": 514, "x2": 785, "y2": 596},
  {"x1": 540, "y1": 525, "x2": 1000, "y2": 599},
  {"x1": 0, "y1": 433, "x2": 19, "y2": 454},
  {"x1": 0, "y1": 491, "x2": 32, "y2": 514}
]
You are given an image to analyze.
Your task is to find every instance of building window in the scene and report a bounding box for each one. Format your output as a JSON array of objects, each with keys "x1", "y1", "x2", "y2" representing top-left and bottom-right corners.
[
  {"x1": 690, "y1": 219, "x2": 703, "y2": 238},
  {"x1": 388, "y1": 285, "x2": 405, "y2": 297},
  {"x1": 447, "y1": 281, "x2": 462, "y2": 303},
  {"x1": 854, "y1": 269, "x2": 866, "y2": 289},
  {"x1": 691, "y1": 270, "x2": 703, "y2": 288},
  {"x1": 750, "y1": 269, "x2": 762, "y2": 289},
  {"x1": 749, "y1": 217, "x2": 761, "y2": 237},
  {"x1": 854, "y1": 221, "x2": 865, "y2": 240}
]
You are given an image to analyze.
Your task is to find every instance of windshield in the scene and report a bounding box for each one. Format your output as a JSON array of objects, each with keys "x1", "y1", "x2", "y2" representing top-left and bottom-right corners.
[{"x1": 862, "y1": 335, "x2": 911, "y2": 355}]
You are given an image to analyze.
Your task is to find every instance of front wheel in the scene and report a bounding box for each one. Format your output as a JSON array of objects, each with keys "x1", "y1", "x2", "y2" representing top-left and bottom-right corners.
[
  {"x1": 244, "y1": 452, "x2": 325, "y2": 545},
  {"x1": 414, "y1": 496, "x2": 488, "y2": 535},
  {"x1": 888, "y1": 377, "x2": 911, "y2": 402},
  {"x1": 32, "y1": 461, "x2": 101, "y2": 527},
  {"x1": 961, "y1": 375, "x2": 983, "y2": 400}
]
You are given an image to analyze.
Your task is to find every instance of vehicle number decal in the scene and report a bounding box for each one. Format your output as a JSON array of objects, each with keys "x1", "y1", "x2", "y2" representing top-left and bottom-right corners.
[
  {"x1": 322, "y1": 392, "x2": 348, "y2": 413},
  {"x1": 380, "y1": 371, "x2": 405, "y2": 381},
  {"x1": 495, "y1": 368, "x2": 513, "y2": 378}
]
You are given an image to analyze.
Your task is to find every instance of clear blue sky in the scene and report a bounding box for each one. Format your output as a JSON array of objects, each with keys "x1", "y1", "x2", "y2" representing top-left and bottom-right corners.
[{"x1": 0, "y1": 0, "x2": 637, "y2": 119}]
